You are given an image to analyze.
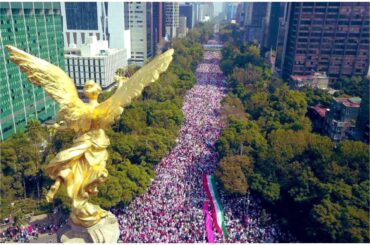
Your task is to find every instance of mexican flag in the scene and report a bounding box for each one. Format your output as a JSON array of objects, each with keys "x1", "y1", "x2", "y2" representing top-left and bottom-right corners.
[{"x1": 202, "y1": 174, "x2": 229, "y2": 238}]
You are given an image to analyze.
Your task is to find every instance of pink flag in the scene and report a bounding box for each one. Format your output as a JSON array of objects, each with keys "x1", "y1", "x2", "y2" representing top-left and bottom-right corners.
[{"x1": 203, "y1": 201, "x2": 215, "y2": 243}]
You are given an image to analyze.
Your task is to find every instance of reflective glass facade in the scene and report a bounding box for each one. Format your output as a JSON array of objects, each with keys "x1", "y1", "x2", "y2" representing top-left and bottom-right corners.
[
  {"x1": 180, "y1": 4, "x2": 193, "y2": 29},
  {"x1": 0, "y1": 2, "x2": 64, "y2": 140},
  {"x1": 65, "y1": 2, "x2": 98, "y2": 30}
]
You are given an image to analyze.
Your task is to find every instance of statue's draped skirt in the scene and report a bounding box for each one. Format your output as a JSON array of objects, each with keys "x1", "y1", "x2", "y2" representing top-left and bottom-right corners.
[{"x1": 46, "y1": 129, "x2": 110, "y2": 227}]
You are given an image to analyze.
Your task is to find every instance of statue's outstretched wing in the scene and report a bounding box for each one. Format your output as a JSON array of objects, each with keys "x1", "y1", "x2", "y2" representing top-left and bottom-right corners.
[
  {"x1": 94, "y1": 48, "x2": 174, "y2": 128},
  {"x1": 6, "y1": 45, "x2": 91, "y2": 132}
]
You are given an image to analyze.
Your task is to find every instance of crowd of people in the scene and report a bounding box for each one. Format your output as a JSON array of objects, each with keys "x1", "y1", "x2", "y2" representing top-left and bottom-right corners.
[
  {"x1": 222, "y1": 194, "x2": 297, "y2": 242},
  {"x1": 112, "y1": 37, "x2": 293, "y2": 243},
  {"x1": 1, "y1": 34, "x2": 294, "y2": 243},
  {"x1": 0, "y1": 222, "x2": 63, "y2": 243},
  {"x1": 113, "y1": 42, "x2": 227, "y2": 243}
]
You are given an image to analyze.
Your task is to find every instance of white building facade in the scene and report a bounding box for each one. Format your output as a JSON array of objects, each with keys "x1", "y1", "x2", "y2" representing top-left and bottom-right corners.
[
  {"x1": 164, "y1": 2, "x2": 179, "y2": 39},
  {"x1": 178, "y1": 16, "x2": 187, "y2": 38},
  {"x1": 61, "y1": 2, "x2": 131, "y2": 61},
  {"x1": 64, "y1": 36, "x2": 127, "y2": 90},
  {"x1": 129, "y1": 2, "x2": 153, "y2": 66},
  {"x1": 107, "y1": 2, "x2": 131, "y2": 58}
]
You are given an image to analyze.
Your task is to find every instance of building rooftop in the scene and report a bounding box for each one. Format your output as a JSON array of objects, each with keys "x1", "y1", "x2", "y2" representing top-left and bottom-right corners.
[
  {"x1": 290, "y1": 72, "x2": 328, "y2": 82},
  {"x1": 311, "y1": 104, "x2": 328, "y2": 118},
  {"x1": 334, "y1": 97, "x2": 361, "y2": 108},
  {"x1": 64, "y1": 35, "x2": 123, "y2": 58},
  {"x1": 290, "y1": 75, "x2": 311, "y2": 81}
]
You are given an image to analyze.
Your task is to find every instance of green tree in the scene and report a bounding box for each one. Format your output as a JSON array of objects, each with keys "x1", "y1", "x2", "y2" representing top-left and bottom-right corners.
[
  {"x1": 215, "y1": 155, "x2": 253, "y2": 196},
  {"x1": 11, "y1": 133, "x2": 38, "y2": 199},
  {"x1": 116, "y1": 64, "x2": 140, "y2": 77},
  {"x1": 246, "y1": 92, "x2": 269, "y2": 119},
  {"x1": 333, "y1": 76, "x2": 366, "y2": 97},
  {"x1": 340, "y1": 205, "x2": 369, "y2": 242},
  {"x1": 218, "y1": 23, "x2": 370, "y2": 243},
  {"x1": 249, "y1": 173, "x2": 280, "y2": 203},
  {"x1": 220, "y1": 95, "x2": 248, "y2": 121},
  {"x1": 335, "y1": 140, "x2": 369, "y2": 184},
  {"x1": 310, "y1": 197, "x2": 342, "y2": 241},
  {"x1": 216, "y1": 118, "x2": 267, "y2": 161},
  {"x1": 26, "y1": 120, "x2": 48, "y2": 199},
  {"x1": 116, "y1": 103, "x2": 148, "y2": 133},
  {"x1": 91, "y1": 175, "x2": 123, "y2": 208},
  {"x1": 303, "y1": 87, "x2": 333, "y2": 107},
  {"x1": 247, "y1": 45, "x2": 260, "y2": 59}
]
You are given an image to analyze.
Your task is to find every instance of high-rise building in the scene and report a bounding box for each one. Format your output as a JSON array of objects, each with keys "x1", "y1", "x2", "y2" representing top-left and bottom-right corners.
[
  {"x1": 153, "y1": 2, "x2": 164, "y2": 54},
  {"x1": 355, "y1": 79, "x2": 369, "y2": 143},
  {"x1": 61, "y1": 2, "x2": 131, "y2": 59},
  {"x1": 274, "y1": 3, "x2": 289, "y2": 72},
  {"x1": 164, "y1": 2, "x2": 179, "y2": 39},
  {"x1": 178, "y1": 16, "x2": 187, "y2": 38},
  {"x1": 194, "y1": 2, "x2": 214, "y2": 23},
  {"x1": 193, "y1": 3, "x2": 201, "y2": 24},
  {"x1": 0, "y1": 2, "x2": 64, "y2": 140},
  {"x1": 242, "y1": 3, "x2": 253, "y2": 26},
  {"x1": 129, "y1": 2, "x2": 154, "y2": 66},
  {"x1": 225, "y1": 3, "x2": 237, "y2": 21},
  {"x1": 244, "y1": 2, "x2": 271, "y2": 49},
  {"x1": 64, "y1": 36, "x2": 127, "y2": 91},
  {"x1": 235, "y1": 3, "x2": 244, "y2": 24},
  {"x1": 266, "y1": 2, "x2": 283, "y2": 50},
  {"x1": 106, "y1": 2, "x2": 131, "y2": 56},
  {"x1": 62, "y1": 2, "x2": 108, "y2": 47},
  {"x1": 237, "y1": 3, "x2": 246, "y2": 25},
  {"x1": 201, "y1": 3, "x2": 214, "y2": 22},
  {"x1": 279, "y1": 2, "x2": 369, "y2": 82},
  {"x1": 179, "y1": 3, "x2": 193, "y2": 29}
]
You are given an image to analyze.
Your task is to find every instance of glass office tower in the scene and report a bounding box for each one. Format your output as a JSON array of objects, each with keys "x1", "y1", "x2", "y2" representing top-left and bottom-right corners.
[{"x1": 0, "y1": 2, "x2": 64, "y2": 140}]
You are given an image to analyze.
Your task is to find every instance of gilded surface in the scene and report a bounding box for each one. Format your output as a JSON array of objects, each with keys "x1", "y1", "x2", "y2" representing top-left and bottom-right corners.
[{"x1": 6, "y1": 45, "x2": 174, "y2": 227}]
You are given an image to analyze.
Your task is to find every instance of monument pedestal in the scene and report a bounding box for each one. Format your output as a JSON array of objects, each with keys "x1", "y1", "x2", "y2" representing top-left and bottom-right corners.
[{"x1": 58, "y1": 212, "x2": 119, "y2": 243}]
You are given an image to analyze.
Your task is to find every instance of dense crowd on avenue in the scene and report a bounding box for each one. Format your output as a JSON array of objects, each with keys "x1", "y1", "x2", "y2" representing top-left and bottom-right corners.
[
  {"x1": 112, "y1": 37, "x2": 292, "y2": 243},
  {"x1": 114, "y1": 46, "x2": 226, "y2": 243}
]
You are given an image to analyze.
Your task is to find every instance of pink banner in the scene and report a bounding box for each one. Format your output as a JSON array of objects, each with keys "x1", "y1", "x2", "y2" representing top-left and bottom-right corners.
[{"x1": 203, "y1": 201, "x2": 215, "y2": 243}]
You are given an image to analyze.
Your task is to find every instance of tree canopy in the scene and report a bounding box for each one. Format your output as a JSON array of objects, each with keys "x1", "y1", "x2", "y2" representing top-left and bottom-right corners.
[{"x1": 215, "y1": 24, "x2": 370, "y2": 243}]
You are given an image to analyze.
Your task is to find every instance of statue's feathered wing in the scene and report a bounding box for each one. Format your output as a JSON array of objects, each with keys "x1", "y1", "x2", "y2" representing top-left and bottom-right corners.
[
  {"x1": 6, "y1": 45, "x2": 91, "y2": 132},
  {"x1": 94, "y1": 48, "x2": 174, "y2": 128}
]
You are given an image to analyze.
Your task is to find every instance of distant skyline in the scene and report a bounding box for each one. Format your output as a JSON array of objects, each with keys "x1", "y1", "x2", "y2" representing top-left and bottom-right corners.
[{"x1": 213, "y1": 2, "x2": 222, "y2": 15}]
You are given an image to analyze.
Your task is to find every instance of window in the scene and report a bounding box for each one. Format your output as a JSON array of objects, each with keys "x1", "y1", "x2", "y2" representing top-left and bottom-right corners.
[
  {"x1": 65, "y1": 2, "x2": 98, "y2": 30},
  {"x1": 315, "y1": 8, "x2": 326, "y2": 13},
  {"x1": 312, "y1": 20, "x2": 324, "y2": 25}
]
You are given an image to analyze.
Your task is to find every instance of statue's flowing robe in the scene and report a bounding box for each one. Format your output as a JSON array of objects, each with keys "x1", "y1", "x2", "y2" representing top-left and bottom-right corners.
[{"x1": 45, "y1": 129, "x2": 109, "y2": 226}]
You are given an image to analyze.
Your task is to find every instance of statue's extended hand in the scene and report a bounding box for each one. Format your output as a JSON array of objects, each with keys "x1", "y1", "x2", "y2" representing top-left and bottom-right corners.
[{"x1": 46, "y1": 178, "x2": 62, "y2": 203}]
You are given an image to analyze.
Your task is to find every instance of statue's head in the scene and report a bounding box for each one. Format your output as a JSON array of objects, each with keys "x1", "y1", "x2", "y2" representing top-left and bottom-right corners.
[{"x1": 84, "y1": 80, "x2": 102, "y2": 101}]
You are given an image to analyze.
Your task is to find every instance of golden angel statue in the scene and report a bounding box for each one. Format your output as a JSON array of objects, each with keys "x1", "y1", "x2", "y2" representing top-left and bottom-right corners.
[{"x1": 6, "y1": 45, "x2": 174, "y2": 228}]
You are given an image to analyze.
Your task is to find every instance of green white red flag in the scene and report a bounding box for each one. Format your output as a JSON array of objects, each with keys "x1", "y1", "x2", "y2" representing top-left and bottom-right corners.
[{"x1": 203, "y1": 174, "x2": 229, "y2": 238}]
